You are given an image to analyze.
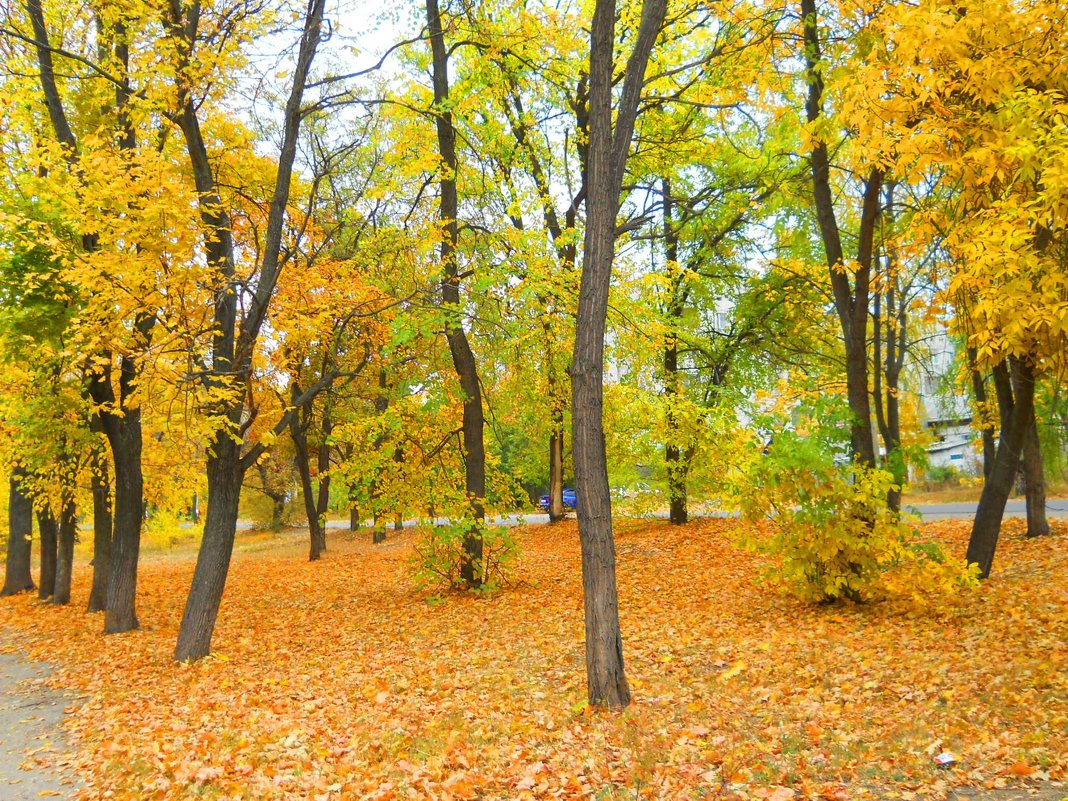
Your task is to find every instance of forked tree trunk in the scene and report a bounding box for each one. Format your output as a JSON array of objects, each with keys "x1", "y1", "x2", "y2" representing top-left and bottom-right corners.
[
  {"x1": 427, "y1": 0, "x2": 487, "y2": 587},
  {"x1": 1022, "y1": 413, "x2": 1049, "y2": 537},
  {"x1": 967, "y1": 357, "x2": 1035, "y2": 577},
  {"x1": 2, "y1": 470, "x2": 35, "y2": 596},
  {"x1": 88, "y1": 448, "x2": 113, "y2": 613},
  {"x1": 51, "y1": 491, "x2": 77, "y2": 606},
  {"x1": 175, "y1": 438, "x2": 244, "y2": 661},
  {"x1": 171, "y1": 0, "x2": 324, "y2": 660},
  {"x1": 572, "y1": 0, "x2": 666, "y2": 708},
  {"x1": 37, "y1": 509, "x2": 58, "y2": 601}
]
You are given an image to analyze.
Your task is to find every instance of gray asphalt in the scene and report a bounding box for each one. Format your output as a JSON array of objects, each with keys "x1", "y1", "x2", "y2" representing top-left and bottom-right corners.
[
  {"x1": 277, "y1": 499, "x2": 1064, "y2": 531},
  {"x1": 0, "y1": 647, "x2": 79, "y2": 799}
]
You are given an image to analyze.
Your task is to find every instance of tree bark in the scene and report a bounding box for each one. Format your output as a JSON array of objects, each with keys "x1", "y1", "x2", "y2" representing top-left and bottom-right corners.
[
  {"x1": 51, "y1": 490, "x2": 77, "y2": 606},
  {"x1": 289, "y1": 384, "x2": 324, "y2": 561},
  {"x1": 87, "y1": 449, "x2": 112, "y2": 612},
  {"x1": 427, "y1": 0, "x2": 487, "y2": 587},
  {"x1": 801, "y1": 0, "x2": 879, "y2": 469},
  {"x1": 175, "y1": 438, "x2": 243, "y2": 660},
  {"x1": 171, "y1": 0, "x2": 325, "y2": 660},
  {"x1": 2, "y1": 470, "x2": 35, "y2": 596},
  {"x1": 1022, "y1": 411, "x2": 1049, "y2": 537},
  {"x1": 104, "y1": 418, "x2": 143, "y2": 632},
  {"x1": 967, "y1": 347, "x2": 997, "y2": 479},
  {"x1": 349, "y1": 507, "x2": 359, "y2": 531},
  {"x1": 662, "y1": 178, "x2": 688, "y2": 525},
  {"x1": 966, "y1": 357, "x2": 1035, "y2": 577},
  {"x1": 37, "y1": 508, "x2": 58, "y2": 601},
  {"x1": 572, "y1": 0, "x2": 666, "y2": 708},
  {"x1": 547, "y1": 400, "x2": 566, "y2": 523}
]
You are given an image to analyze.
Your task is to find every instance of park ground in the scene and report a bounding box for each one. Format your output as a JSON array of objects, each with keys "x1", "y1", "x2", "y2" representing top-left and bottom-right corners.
[{"x1": 0, "y1": 517, "x2": 1064, "y2": 800}]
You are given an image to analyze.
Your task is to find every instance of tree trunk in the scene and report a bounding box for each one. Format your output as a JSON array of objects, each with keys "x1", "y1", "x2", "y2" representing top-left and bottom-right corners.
[
  {"x1": 349, "y1": 507, "x2": 359, "y2": 531},
  {"x1": 290, "y1": 399, "x2": 323, "y2": 561},
  {"x1": 51, "y1": 490, "x2": 77, "y2": 606},
  {"x1": 2, "y1": 470, "x2": 35, "y2": 596},
  {"x1": 314, "y1": 436, "x2": 331, "y2": 555},
  {"x1": 801, "y1": 0, "x2": 879, "y2": 469},
  {"x1": 547, "y1": 408, "x2": 566, "y2": 523},
  {"x1": 966, "y1": 357, "x2": 1035, "y2": 577},
  {"x1": 572, "y1": 0, "x2": 665, "y2": 708},
  {"x1": 427, "y1": 0, "x2": 486, "y2": 587},
  {"x1": 104, "y1": 419, "x2": 144, "y2": 633},
  {"x1": 271, "y1": 496, "x2": 286, "y2": 530},
  {"x1": 1022, "y1": 411, "x2": 1049, "y2": 537},
  {"x1": 966, "y1": 348, "x2": 997, "y2": 479},
  {"x1": 37, "y1": 508, "x2": 58, "y2": 601},
  {"x1": 175, "y1": 438, "x2": 244, "y2": 661},
  {"x1": 170, "y1": 0, "x2": 325, "y2": 661},
  {"x1": 87, "y1": 450, "x2": 112, "y2": 613},
  {"x1": 663, "y1": 178, "x2": 688, "y2": 525}
]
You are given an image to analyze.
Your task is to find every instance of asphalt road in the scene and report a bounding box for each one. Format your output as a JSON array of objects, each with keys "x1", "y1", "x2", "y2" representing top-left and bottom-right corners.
[{"x1": 299, "y1": 498, "x2": 1068, "y2": 531}]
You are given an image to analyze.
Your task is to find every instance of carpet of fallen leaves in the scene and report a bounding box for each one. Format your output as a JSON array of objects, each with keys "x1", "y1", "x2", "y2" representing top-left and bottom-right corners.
[{"x1": 0, "y1": 517, "x2": 1064, "y2": 801}]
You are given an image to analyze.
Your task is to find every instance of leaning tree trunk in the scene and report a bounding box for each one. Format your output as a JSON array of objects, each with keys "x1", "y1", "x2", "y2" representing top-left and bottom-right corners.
[
  {"x1": 571, "y1": 0, "x2": 666, "y2": 708},
  {"x1": 88, "y1": 447, "x2": 113, "y2": 613},
  {"x1": 175, "y1": 437, "x2": 244, "y2": 661},
  {"x1": 427, "y1": 0, "x2": 487, "y2": 587},
  {"x1": 37, "y1": 508, "x2": 58, "y2": 601},
  {"x1": 967, "y1": 357, "x2": 1035, "y2": 577},
  {"x1": 1022, "y1": 411, "x2": 1049, "y2": 538},
  {"x1": 2, "y1": 470, "x2": 35, "y2": 596},
  {"x1": 51, "y1": 491, "x2": 77, "y2": 606}
]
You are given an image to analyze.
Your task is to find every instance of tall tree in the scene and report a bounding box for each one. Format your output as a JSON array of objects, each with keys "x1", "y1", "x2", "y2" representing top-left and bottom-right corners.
[
  {"x1": 571, "y1": 0, "x2": 666, "y2": 708},
  {"x1": 173, "y1": 0, "x2": 328, "y2": 660},
  {"x1": 800, "y1": 0, "x2": 881, "y2": 469},
  {"x1": 426, "y1": 0, "x2": 487, "y2": 587}
]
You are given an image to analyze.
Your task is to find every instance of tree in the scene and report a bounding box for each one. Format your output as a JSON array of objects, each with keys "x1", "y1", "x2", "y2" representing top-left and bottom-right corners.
[
  {"x1": 425, "y1": 0, "x2": 488, "y2": 587},
  {"x1": 173, "y1": 0, "x2": 328, "y2": 660},
  {"x1": 571, "y1": 0, "x2": 666, "y2": 708}
]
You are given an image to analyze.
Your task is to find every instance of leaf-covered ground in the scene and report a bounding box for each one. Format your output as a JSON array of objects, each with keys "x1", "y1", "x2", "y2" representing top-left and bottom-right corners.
[{"x1": 0, "y1": 518, "x2": 1064, "y2": 800}]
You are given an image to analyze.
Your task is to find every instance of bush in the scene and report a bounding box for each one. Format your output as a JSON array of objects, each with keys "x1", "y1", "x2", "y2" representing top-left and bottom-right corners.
[
  {"x1": 735, "y1": 407, "x2": 978, "y2": 606},
  {"x1": 410, "y1": 521, "x2": 518, "y2": 593}
]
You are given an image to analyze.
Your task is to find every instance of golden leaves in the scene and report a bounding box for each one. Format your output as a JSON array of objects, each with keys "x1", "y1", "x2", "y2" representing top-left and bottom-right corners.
[{"x1": 0, "y1": 517, "x2": 1063, "y2": 799}]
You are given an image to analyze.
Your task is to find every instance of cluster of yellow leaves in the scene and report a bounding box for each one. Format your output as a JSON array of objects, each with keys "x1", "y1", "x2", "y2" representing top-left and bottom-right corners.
[{"x1": 0, "y1": 518, "x2": 1064, "y2": 799}]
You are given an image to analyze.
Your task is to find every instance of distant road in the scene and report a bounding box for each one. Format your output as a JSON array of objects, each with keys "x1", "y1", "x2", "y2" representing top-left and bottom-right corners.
[{"x1": 248, "y1": 498, "x2": 1065, "y2": 532}]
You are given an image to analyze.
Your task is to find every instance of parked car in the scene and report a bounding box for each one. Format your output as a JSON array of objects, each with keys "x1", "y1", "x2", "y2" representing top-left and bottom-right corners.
[{"x1": 539, "y1": 488, "x2": 577, "y2": 511}]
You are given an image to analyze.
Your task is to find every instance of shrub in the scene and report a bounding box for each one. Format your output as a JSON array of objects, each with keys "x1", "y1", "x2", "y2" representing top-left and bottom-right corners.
[
  {"x1": 410, "y1": 520, "x2": 519, "y2": 593},
  {"x1": 735, "y1": 406, "x2": 978, "y2": 606}
]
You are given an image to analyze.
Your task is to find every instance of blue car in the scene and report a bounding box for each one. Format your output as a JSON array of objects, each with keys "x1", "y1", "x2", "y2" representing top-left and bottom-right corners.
[{"x1": 539, "y1": 488, "x2": 577, "y2": 511}]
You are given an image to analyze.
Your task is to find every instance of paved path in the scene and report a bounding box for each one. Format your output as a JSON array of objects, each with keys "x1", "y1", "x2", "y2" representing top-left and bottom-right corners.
[
  {"x1": 0, "y1": 645, "x2": 79, "y2": 799},
  {"x1": 232, "y1": 499, "x2": 1068, "y2": 533}
]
